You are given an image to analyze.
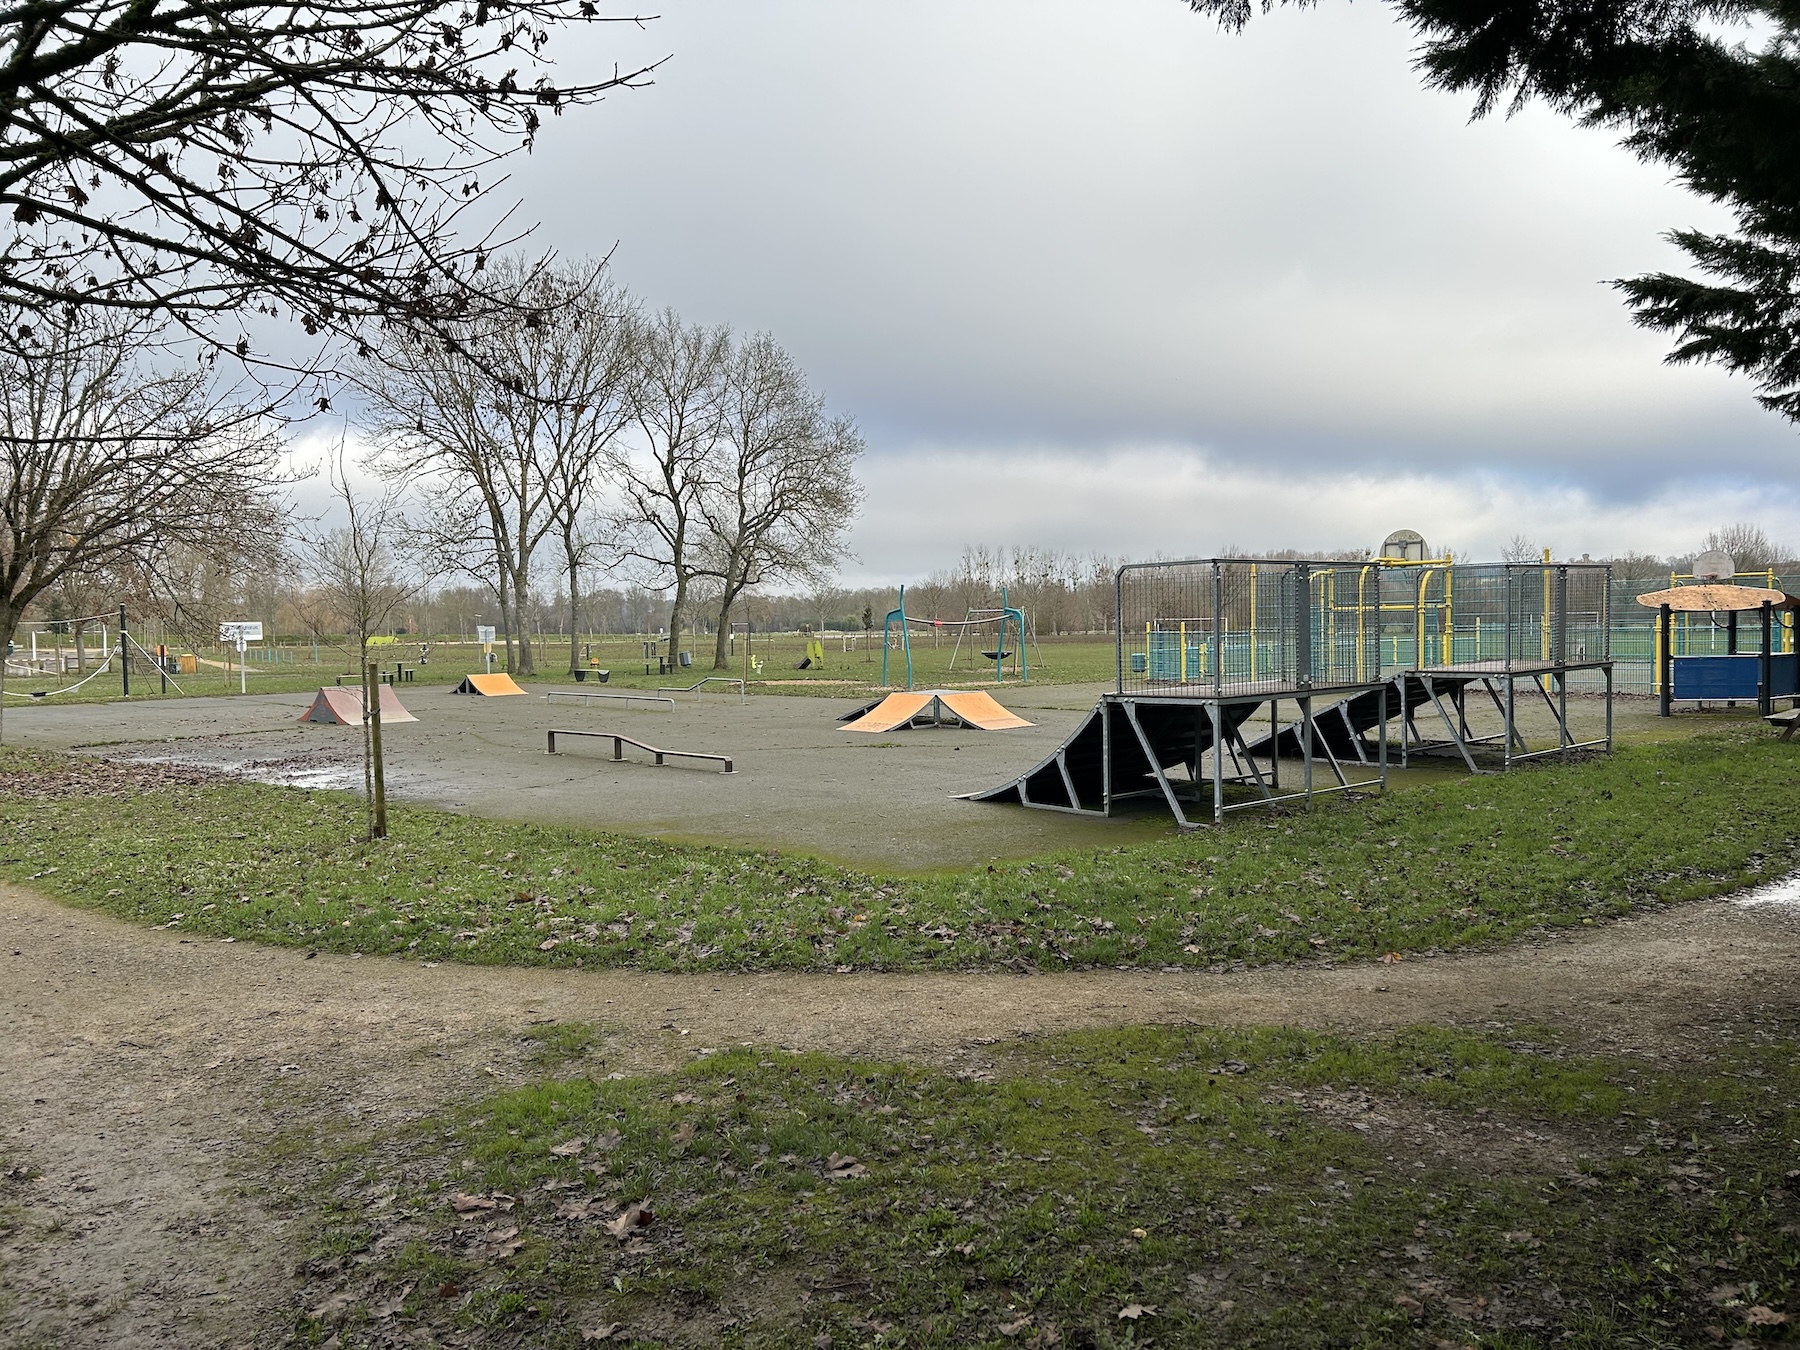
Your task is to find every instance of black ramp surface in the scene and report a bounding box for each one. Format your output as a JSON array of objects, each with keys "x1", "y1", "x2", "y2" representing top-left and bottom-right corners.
[
  {"x1": 1241, "y1": 675, "x2": 1475, "y2": 759},
  {"x1": 968, "y1": 699, "x2": 1258, "y2": 813}
]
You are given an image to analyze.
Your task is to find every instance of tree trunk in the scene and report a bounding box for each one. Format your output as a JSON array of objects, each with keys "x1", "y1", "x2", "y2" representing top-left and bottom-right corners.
[
  {"x1": 0, "y1": 601, "x2": 11, "y2": 748},
  {"x1": 667, "y1": 577, "x2": 688, "y2": 666},
  {"x1": 496, "y1": 564, "x2": 517, "y2": 674},
  {"x1": 514, "y1": 571, "x2": 536, "y2": 676},
  {"x1": 713, "y1": 580, "x2": 742, "y2": 670},
  {"x1": 566, "y1": 542, "x2": 582, "y2": 675}
]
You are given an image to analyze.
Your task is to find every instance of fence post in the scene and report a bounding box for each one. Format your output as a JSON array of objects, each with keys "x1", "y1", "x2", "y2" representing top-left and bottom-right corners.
[{"x1": 1658, "y1": 604, "x2": 1673, "y2": 717}]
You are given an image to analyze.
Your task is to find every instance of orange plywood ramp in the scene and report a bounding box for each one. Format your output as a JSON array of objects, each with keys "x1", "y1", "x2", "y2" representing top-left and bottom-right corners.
[
  {"x1": 453, "y1": 672, "x2": 527, "y2": 696},
  {"x1": 842, "y1": 692, "x2": 935, "y2": 733},
  {"x1": 841, "y1": 689, "x2": 1033, "y2": 733},
  {"x1": 300, "y1": 685, "x2": 418, "y2": 724},
  {"x1": 936, "y1": 690, "x2": 1033, "y2": 730}
]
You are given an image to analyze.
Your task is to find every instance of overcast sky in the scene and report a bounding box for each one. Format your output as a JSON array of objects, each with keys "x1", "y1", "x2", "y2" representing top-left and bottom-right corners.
[{"x1": 323, "y1": 0, "x2": 1800, "y2": 582}]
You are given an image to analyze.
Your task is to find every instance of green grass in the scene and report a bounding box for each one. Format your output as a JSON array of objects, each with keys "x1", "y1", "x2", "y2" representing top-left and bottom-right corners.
[
  {"x1": 282, "y1": 1022, "x2": 1800, "y2": 1347},
  {"x1": 1, "y1": 723, "x2": 1796, "y2": 973}
]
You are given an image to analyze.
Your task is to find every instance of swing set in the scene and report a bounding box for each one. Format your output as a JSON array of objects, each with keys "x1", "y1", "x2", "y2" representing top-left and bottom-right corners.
[{"x1": 880, "y1": 585, "x2": 1033, "y2": 690}]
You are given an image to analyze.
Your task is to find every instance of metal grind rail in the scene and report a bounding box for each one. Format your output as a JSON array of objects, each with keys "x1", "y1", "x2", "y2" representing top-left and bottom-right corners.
[
  {"x1": 546, "y1": 728, "x2": 734, "y2": 773},
  {"x1": 655, "y1": 676, "x2": 748, "y2": 704},
  {"x1": 543, "y1": 690, "x2": 676, "y2": 711}
]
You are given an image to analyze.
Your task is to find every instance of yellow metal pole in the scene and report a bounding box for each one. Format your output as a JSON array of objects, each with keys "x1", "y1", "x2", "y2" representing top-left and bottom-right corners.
[
  {"x1": 1541, "y1": 548, "x2": 1552, "y2": 661},
  {"x1": 1249, "y1": 565, "x2": 1257, "y2": 681},
  {"x1": 1357, "y1": 566, "x2": 1369, "y2": 680},
  {"x1": 1441, "y1": 565, "x2": 1453, "y2": 665},
  {"x1": 1180, "y1": 621, "x2": 1187, "y2": 682}
]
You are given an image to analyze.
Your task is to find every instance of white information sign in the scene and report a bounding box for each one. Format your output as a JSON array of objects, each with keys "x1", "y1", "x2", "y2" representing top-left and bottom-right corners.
[
  {"x1": 476, "y1": 626, "x2": 496, "y2": 644},
  {"x1": 218, "y1": 621, "x2": 263, "y2": 643}
]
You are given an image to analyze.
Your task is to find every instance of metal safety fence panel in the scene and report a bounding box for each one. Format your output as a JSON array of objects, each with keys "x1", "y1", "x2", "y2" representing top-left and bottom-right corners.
[{"x1": 1116, "y1": 560, "x2": 1383, "y2": 697}]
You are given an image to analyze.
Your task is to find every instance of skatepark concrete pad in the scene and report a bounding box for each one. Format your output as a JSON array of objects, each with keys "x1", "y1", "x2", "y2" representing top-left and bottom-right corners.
[
  {"x1": 453, "y1": 673, "x2": 527, "y2": 696},
  {"x1": 842, "y1": 689, "x2": 1033, "y2": 733},
  {"x1": 300, "y1": 685, "x2": 418, "y2": 724}
]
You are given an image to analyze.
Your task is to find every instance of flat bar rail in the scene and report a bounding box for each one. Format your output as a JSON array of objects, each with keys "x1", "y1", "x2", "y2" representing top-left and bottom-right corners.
[
  {"x1": 656, "y1": 676, "x2": 748, "y2": 704},
  {"x1": 547, "y1": 728, "x2": 734, "y2": 773},
  {"x1": 543, "y1": 690, "x2": 677, "y2": 710}
]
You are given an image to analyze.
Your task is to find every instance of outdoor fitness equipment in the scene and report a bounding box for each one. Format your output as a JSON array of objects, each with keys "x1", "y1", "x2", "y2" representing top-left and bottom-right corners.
[{"x1": 881, "y1": 586, "x2": 1028, "y2": 690}]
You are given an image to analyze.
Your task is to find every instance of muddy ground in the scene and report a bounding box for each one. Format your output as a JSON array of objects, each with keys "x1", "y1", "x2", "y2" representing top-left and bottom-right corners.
[{"x1": 4, "y1": 880, "x2": 1800, "y2": 1348}]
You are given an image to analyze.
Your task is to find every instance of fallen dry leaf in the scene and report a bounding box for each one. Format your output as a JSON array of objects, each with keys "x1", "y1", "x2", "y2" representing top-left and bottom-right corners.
[
  {"x1": 1393, "y1": 1294, "x2": 1425, "y2": 1317},
  {"x1": 998, "y1": 1314, "x2": 1034, "y2": 1336},
  {"x1": 369, "y1": 1283, "x2": 415, "y2": 1320},
  {"x1": 1747, "y1": 1306, "x2": 1791, "y2": 1327},
  {"x1": 1380, "y1": 951, "x2": 1405, "y2": 964},
  {"x1": 308, "y1": 1290, "x2": 356, "y2": 1324},
  {"x1": 550, "y1": 1137, "x2": 586, "y2": 1157},
  {"x1": 670, "y1": 1120, "x2": 697, "y2": 1145},
  {"x1": 604, "y1": 1202, "x2": 654, "y2": 1240},
  {"x1": 580, "y1": 1324, "x2": 623, "y2": 1343},
  {"x1": 594, "y1": 1129, "x2": 623, "y2": 1151},
  {"x1": 1117, "y1": 1303, "x2": 1156, "y2": 1320},
  {"x1": 824, "y1": 1153, "x2": 867, "y2": 1181},
  {"x1": 538, "y1": 939, "x2": 559, "y2": 951},
  {"x1": 451, "y1": 1193, "x2": 496, "y2": 1214},
  {"x1": 671, "y1": 1092, "x2": 700, "y2": 1105},
  {"x1": 1025, "y1": 1326, "x2": 1062, "y2": 1349}
]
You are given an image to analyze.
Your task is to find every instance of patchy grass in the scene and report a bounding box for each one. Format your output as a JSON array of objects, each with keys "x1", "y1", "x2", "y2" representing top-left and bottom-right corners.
[
  {"x1": 1, "y1": 724, "x2": 1798, "y2": 973},
  {"x1": 282, "y1": 1021, "x2": 1800, "y2": 1347}
]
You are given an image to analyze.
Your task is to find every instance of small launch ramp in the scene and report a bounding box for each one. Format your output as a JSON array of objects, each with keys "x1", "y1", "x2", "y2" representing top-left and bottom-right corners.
[
  {"x1": 300, "y1": 685, "x2": 418, "y2": 724},
  {"x1": 453, "y1": 672, "x2": 526, "y2": 696},
  {"x1": 841, "y1": 689, "x2": 1033, "y2": 733},
  {"x1": 965, "y1": 698, "x2": 1258, "y2": 820}
]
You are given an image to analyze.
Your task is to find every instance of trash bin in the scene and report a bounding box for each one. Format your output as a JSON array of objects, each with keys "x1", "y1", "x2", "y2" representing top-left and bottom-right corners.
[{"x1": 677, "y1": 650, "x2": 693, "y2": 668}]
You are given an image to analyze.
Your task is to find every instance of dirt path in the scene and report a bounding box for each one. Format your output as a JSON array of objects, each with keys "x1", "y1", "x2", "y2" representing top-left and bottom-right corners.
[{"x1": 4, "y1": 883, "x2": 1800, "y2": 1348}]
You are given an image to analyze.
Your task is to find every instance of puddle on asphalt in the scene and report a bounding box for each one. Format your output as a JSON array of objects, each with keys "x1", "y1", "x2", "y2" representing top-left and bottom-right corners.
[
  {"x1": 1731, "y1": 873, "x2": 1800, "y2": 911},
  {"x1": 104, "y1": 747, "x2": 365, "y2": 792}
]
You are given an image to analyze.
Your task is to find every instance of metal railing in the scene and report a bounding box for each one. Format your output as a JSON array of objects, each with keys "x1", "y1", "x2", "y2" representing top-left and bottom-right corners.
[
  {"x1": 1115, "y1": 559, "x2": 1385, "y2": 697},
  {"x1": 656, "y1": 676, "x2": 747, "y2": 704},
  {"x1": 542, "y1": 690, "x2": 676, "y2": 711}
]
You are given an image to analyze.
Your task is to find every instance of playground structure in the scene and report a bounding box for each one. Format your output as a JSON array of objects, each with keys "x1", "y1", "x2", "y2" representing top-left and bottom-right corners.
[
  {"x1": 1637, "y1": 582, "x2": 1800, "y2": 716},
  {"x1": 971, "y1": 555, "x2": 1616, "y2": 825},
  {"x1": 882, "y1": 587, "x2": 1028, "y2": 689},
  {"x1": 840, "y1": 689, "x2": 1034, "y2": 733},
  {"x1": 301, "y1": 685, "x2": 417, "y2": 725},
  {"x1": 453, "y1": 673, "x2": 527, "y2": 696},
  {"x1": 1337, "y1": 559, "x2": 1616, "y2": 772},
  {"x1": 972, "y1": 558, "x2": 1391, "y2": 824}
]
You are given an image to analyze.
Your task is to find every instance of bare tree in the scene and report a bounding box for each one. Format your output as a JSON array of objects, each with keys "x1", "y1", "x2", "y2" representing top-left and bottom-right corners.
[
  {"x1": 607, "y1": 308, "x2": 730, "y2": 661},
  {"x1": 0, "y1": 0, "x2": 661, "y2": 370},
  {"x1": 0, "y1": 306, "x2": 283, "y2": 742},
  {"x1": 297, "y1": 446, "x2": 417, "y2": 838},
  {"x1": 1701, "y1": 523, "x2": 1787, "y2": 574},
  {"x1": 361, "y1": 257, "x2": 635, "y2": 676},
  {"x1": 1597, "y1": 550, "x2": 1667, "y2": 583},
  {"x1": 700, "y1": 333, "x2": 863, "y2": 669},
  {"x1": 1500, "y1": 534, "x2": 1543, "y2": 564}
]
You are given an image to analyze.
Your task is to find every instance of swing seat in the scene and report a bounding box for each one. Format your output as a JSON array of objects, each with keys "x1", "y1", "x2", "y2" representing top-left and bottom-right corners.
[{"x1": 980, "y1": 650, "x2": 1011, "y2": 661}]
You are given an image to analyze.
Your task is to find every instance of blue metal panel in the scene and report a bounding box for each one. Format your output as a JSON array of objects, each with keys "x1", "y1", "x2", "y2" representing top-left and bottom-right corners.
[{"x1": 1672, "y1": 653, "x2": 1799, "y2": 700}]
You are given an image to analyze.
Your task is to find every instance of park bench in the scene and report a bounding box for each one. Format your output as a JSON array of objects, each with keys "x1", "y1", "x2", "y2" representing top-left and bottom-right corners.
[
  {"x1": 546, "y1": 728, "x2": 734, "y2": 774},
  {"x1": 1767, "y1": 706, "x2": 1800, "y2": 742}
]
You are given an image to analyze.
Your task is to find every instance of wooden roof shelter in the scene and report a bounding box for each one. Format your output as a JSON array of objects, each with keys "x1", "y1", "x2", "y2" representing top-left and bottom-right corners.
[{"x1": 1634, "y1": 584, "x2": 1800, "y2": 613}]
